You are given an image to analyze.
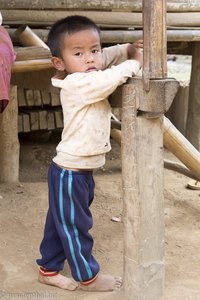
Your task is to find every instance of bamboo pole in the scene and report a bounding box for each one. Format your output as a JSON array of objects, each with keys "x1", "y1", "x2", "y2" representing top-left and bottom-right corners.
[
  {"x1": 12, "y1": 59, "x2": 53, "y2": 73},
  {"x1": 3, "y1": 10, "x2": 200, "y2": 28},
  {"x1": 111, "y1": 121, "x2": 200, "y2": 181},
  {"x1": 14, "y1": 25, "x2": 49, "y2": 49},
  {"x1": 15, "y1": 46, "x2": 51, "y2": 61},
  {"x1": 1, "y1": 0, "x2": 200, "y2": 12},
  {"x1": 164, "y1": 117, "x2": 200, "y2": 180},
  {"x1": 8, "y1": 28, "x2": 200, "y2": 46},
  {"x1": 164, "y1": 159, "x2": 198, "y2": 180}
]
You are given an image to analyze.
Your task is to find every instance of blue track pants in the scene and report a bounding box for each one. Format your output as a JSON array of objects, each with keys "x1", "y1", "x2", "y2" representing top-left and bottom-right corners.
[{"x1": 36, "y1": 161, "x2": 100, "y2": 282}]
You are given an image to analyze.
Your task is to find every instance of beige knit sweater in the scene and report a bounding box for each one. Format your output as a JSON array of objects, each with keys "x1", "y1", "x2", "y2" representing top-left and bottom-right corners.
[{"x1": 52, "y1": 44, "x2": 140, "y2": 169}]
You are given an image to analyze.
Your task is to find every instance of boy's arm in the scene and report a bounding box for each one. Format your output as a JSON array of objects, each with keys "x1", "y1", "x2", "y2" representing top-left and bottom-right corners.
[
  {"x1": 102, "y1": 44, "x2": 129, "y2": 69},
  {"x1": 54, "y1": 59, "x2": 142, "y2": 106},
  {"x1": 102, "y1": 40, "x2": 143, "y2": 69}
]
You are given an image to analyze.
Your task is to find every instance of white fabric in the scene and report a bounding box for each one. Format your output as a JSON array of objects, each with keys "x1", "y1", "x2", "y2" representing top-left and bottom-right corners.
[
  {"x1": 52, "y1": 44, "x2": 141, "y2": 169},
  {"x1": 0, "y1": 12, "x2": 2, "y2": 25}
]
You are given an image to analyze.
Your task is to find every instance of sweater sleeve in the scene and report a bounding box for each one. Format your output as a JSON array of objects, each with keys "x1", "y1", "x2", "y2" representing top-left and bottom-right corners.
[
  {"x1": 102, "y1": 44, "x2": 130, "y2": 69},
  {"x1": 53, "y1": 59, "x2": 141, "y2": 106}
]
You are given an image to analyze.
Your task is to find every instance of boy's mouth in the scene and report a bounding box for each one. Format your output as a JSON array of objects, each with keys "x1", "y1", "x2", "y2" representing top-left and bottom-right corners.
[{"x1": 86, "y1": 67, "x2": 97, "y2": 72}]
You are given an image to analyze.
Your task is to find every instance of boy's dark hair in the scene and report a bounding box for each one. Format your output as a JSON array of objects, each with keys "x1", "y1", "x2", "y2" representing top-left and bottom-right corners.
[{"x1": 47, "y1": 15, "x2": 101, "y2": 58}]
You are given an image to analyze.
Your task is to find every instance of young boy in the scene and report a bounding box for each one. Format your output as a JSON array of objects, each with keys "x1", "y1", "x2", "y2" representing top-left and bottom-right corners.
[{"x1": 36, "y1": 15, "x2": 143, "y2": 292}]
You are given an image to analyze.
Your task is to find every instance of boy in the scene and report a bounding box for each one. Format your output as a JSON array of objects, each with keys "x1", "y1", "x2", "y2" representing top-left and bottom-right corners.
[{"x1": 37, "y1": 15, "x2": 143, "y2": 292}]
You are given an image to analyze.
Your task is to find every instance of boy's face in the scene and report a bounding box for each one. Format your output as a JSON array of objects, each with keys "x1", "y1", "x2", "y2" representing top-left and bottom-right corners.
[{"x1": 53, "y1": 29, "x2": 103, "y2": 74}]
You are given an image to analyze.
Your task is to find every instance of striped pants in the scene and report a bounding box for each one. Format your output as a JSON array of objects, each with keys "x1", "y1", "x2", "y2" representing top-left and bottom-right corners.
[{"x1": 36, "y1": 161, "x2": 100, "y2": 282}]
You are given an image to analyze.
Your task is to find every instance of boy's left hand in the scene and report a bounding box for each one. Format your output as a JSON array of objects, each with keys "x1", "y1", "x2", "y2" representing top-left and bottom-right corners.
[{"x1": 127, "y1": 40, "x2": 143, "y2": 59}]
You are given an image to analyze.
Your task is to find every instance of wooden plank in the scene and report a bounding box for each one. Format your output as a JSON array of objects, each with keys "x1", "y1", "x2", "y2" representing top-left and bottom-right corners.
[
  {"x1": 17, "y1": 87, "x2": 26, "y2": 107},
  {"x1": 25, "y1": 89, "x2": 34, "y2": 106},
  {"x1": 47, "y1": 111, "x2": 55, "y2": 130},
  {"x1": 22, "y1": 113, "x2": 31, "y2": 132},
  {"x1": 41, "y1": 91, "x2": 51, "y2": 105},
  {"x1": 30, "y1": 111, "x2": 39, "y2": 130},
  {"x1": 33, "y1": 90, "x2": 42, "y2": 106},
  {"x1": 0, "y1": 85, "x2": 19, "y2": 182},
  {"x1": 11, "y1": 69, "x2": 57, "y2": 93},
  {"x1": 18, "y1": 114, "x2": 23, "y2": 133},
  {"x1": 55, "y1": 110, "x2": 63, "y2": 128},
  {"x1": 51, "y1": 93, "x2": 61, "y2": 106},
  {"x1": 1, "y1": 0, "x2": 200, "y2": 12},
  {"x1": 39, "y1": 110, "x2": 48, "y2": 130}
]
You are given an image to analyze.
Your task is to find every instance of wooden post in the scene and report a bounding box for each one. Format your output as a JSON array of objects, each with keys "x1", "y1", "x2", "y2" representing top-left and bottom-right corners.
[
  {"x1": 185, "y1": 42, "x2": 200, "y2": 151},
  {"x1": 121, "y1": 1, "x2": 168, "y2": 299},
  {"x1": 121, "y1": 83, "x2": 164, "y2": 300},
  {"x1": 0, "y1": 85, "x2": 19, "y2": 182}
]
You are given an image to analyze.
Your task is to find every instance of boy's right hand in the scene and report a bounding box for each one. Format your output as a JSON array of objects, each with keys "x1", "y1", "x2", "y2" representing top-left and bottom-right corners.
[{"x1": 127, "y1": 40, "x2": 143, "y2": 67}]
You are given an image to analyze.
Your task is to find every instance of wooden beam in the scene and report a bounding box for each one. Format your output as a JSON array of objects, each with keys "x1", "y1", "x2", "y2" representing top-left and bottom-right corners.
[
  {"x1": 8, "y1": 28, "x2": 200, "y2": 47},
  {"x1": 1, "y1": 10, "x2": 142, "y2": 27},
  {"x1": 3, "y1": 10, "x2": 200, "y2": 28},
  {"x1": 15, "y1": 46, "x2": 51, "y2": 61},
  {"x1": 0, "y1": 85, "x2": 19, "y2": 182},
  {"x1": 12, "y1": 59, "x2": 53, "y2": 73},
  {"x1": 185, "y1": 42, "x2": 200, "y2": 151},
  {"x1": 1, "y1": 0, "x2": 200, "y2": 12}
]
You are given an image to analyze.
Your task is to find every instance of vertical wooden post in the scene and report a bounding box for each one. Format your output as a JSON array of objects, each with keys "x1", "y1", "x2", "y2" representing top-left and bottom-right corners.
[
  {"x1": 186, "y1": 42, "x2": 200, "y2": 150},
  {"x1": 121, "y1": 1, "x2": 167, "y2": 299},
  {"x1": 143, "y1": 0, "x2": 167, "y2": 90},
  {"x1": 0, "y1": 85, "x2": 19, "y2": 182},
  {"x1": 122, "y1": 84, "x2": 164, "y2": 300}
]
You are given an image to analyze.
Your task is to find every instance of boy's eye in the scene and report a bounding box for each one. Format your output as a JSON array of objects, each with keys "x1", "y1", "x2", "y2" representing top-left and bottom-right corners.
[
  {"x1": 92, "y1": 49, "x2": 99, "y2": 54},
  {"x1": 74, "y1": 52, "x2": 82, "y2": 56}
]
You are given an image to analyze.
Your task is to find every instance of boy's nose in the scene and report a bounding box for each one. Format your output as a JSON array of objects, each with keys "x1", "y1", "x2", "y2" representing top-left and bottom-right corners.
[{"x1": 85, "y1": 53, "x2": 94, "y2": 63}]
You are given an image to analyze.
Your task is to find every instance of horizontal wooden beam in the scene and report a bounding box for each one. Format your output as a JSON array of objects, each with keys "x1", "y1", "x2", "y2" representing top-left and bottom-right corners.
[
  {"x1": 1, "y1": 0, "x2": 200, "y2": 12},
  {"x1": 3, "y1": 10, "x2": 200, "y2": 28},
  {"x1": 12, "y1": 59, "x2": 53, "y2": 73},
  {"x1": 15, "y1": 46, "x2": 51, "y2": 61},
  {"x1": 8, "y1": 28, "x2": 200, "y2": 47}
]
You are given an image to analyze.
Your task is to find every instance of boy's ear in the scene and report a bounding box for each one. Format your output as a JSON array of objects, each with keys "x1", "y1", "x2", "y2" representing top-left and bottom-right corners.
[{"x1": 51, "y1": 56, "x2": 65, "y2": 71}]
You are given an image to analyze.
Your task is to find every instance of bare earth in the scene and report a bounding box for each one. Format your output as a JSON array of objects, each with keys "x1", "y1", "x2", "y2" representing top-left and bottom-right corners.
[{"x1": 0, "y1": 136, "x2": 200, "y2": 300}]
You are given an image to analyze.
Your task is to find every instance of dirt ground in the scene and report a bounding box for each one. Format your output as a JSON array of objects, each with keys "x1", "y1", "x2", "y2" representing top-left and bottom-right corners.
[
  {"x1": 0, "y1": 134, "x2": 200, "y2": 300},
  {"x1": 1, "y1": 56, "x2": 200, "y2": 300}
]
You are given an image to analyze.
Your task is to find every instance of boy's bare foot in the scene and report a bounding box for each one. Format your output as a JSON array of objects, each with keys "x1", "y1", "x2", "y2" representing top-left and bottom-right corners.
[
  {"x1": 38, "y1": 273, "x2": 78, "y2": 291},
  {"x1": 79, "y1": 274, "x2": 122, "y2": 292}
]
